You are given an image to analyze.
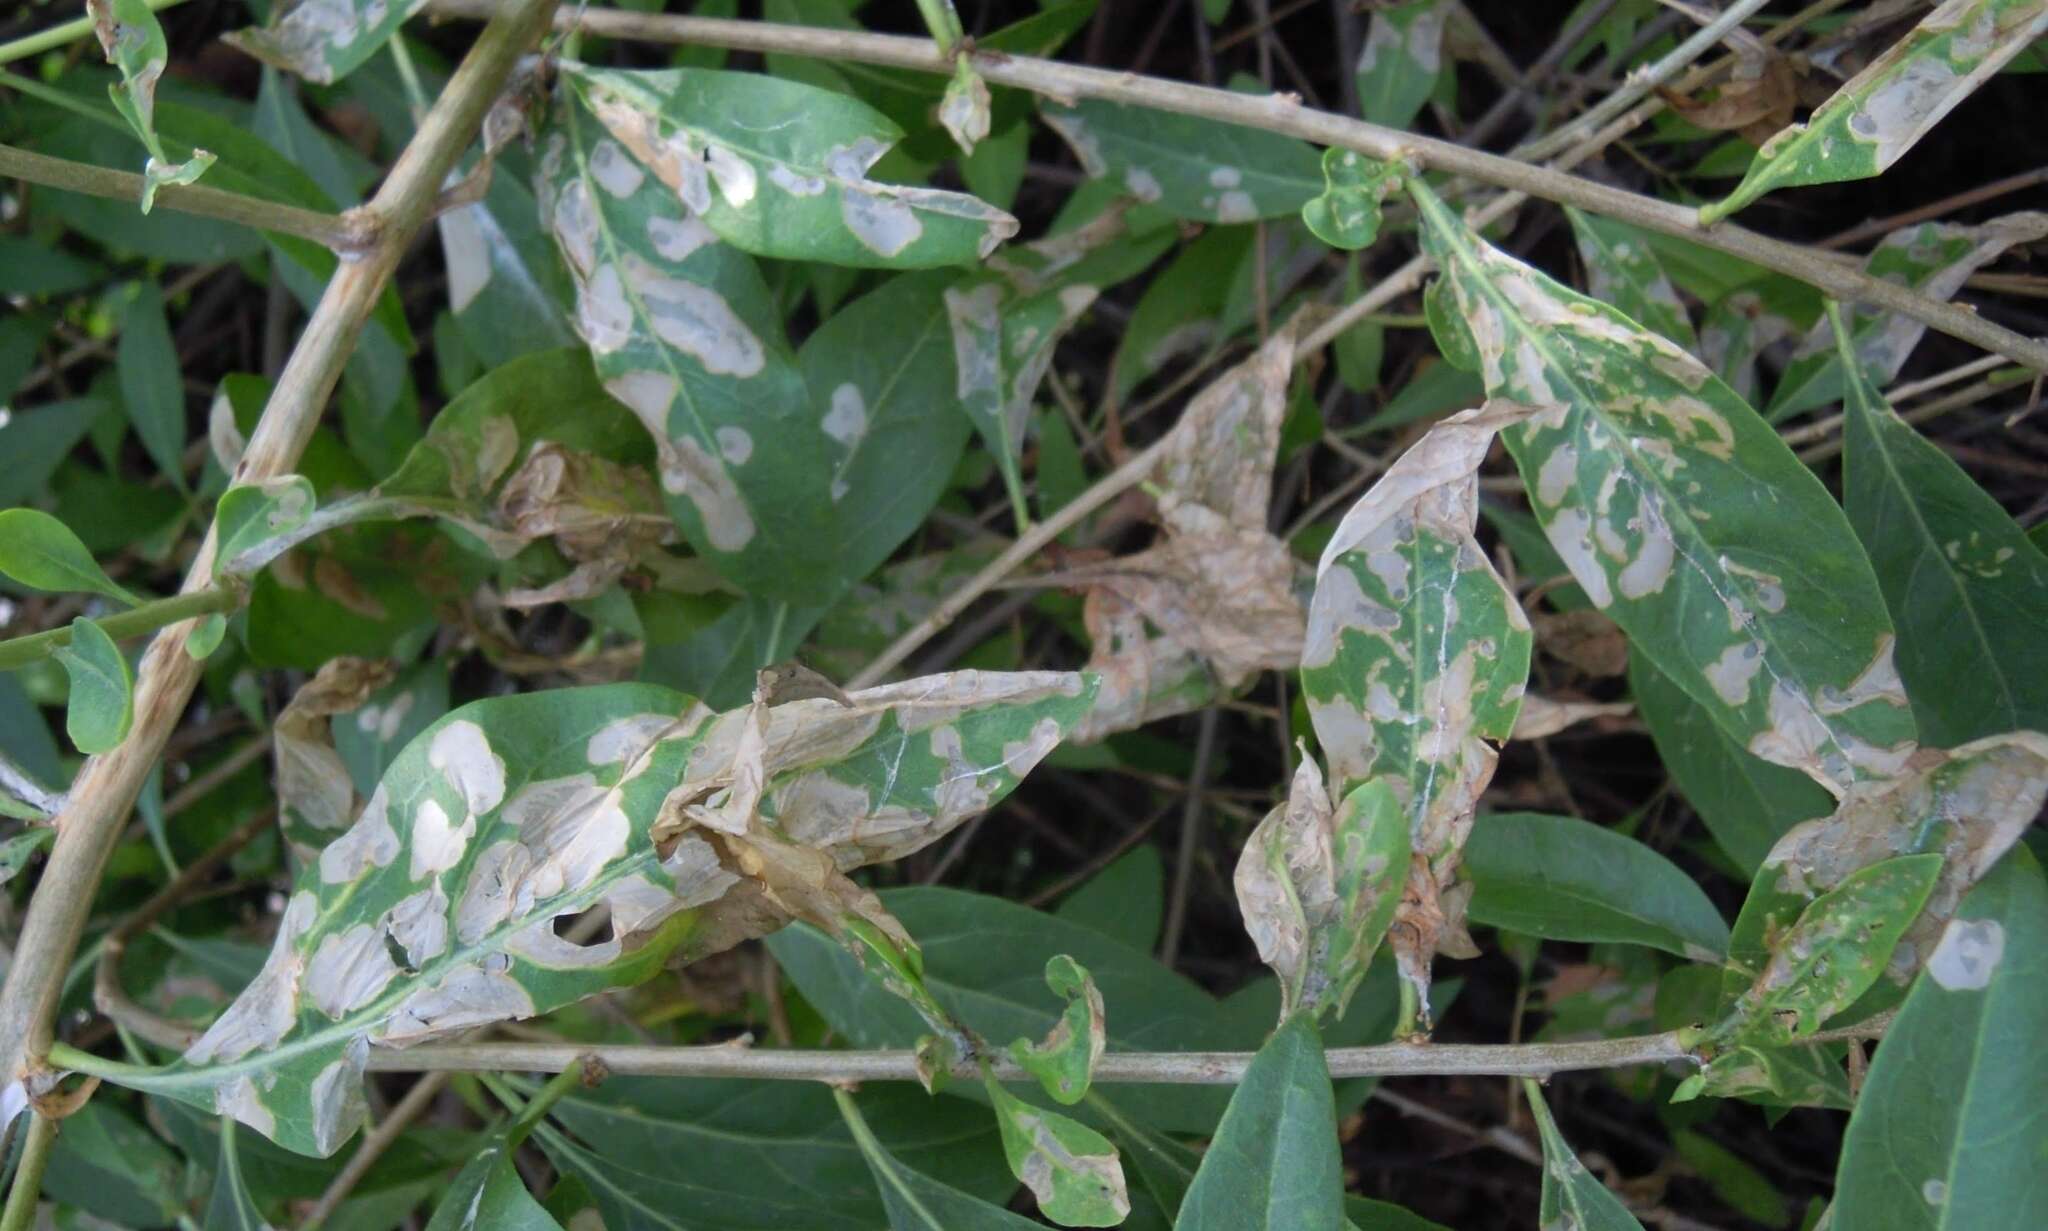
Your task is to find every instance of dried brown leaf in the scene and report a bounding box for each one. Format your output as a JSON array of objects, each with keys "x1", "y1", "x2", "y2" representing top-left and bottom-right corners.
[{"x1": 275, "y1": 658, "x2": 396, "y2": 847}]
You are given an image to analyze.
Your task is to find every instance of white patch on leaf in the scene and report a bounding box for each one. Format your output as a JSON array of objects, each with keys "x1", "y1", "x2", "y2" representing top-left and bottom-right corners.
[
  {"x1": 1926, "y1": 916, "x2": 2003, "y2": 991},
  {"x1": 305, "y1": 923, "x2": 399, "y2": 1019}
]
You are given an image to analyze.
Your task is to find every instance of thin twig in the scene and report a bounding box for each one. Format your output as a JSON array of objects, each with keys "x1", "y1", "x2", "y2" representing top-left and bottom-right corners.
[
  {"x1": 1158, "y1": 706, "x2": 1221, "y2": 967},
  {"x1": 0, "y1": 586, "x2": 243, "y2": 672},
  {"x1": 1820, "y1": 166, "x2": 2048, "y2": 251},
  {"x1": 0, "y1": 0, "x2": 563, "y2": 1104},
  {"x1": 0, "y1": 144, "x2": 374, "y2": 255},
  {"x1": 0, "y1": 1113, "x2": 54, "y2": 1231},
  {"x1": 0, "y1": 0, "x2": 189, "y2": 66}
]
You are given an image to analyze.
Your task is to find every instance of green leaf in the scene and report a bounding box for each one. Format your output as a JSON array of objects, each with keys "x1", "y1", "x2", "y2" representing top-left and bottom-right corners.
[
  {"x1": 541, "y1": 1080, "x2": 1012, "y2": 1231},
  {"x1": 1834, "y1": 849, "x2": 2048, "y2": 1230},
  {"x1": 1302, "y1": 148, "x2": 1397, "y2": 250},
  {"x1": 1524, "y1": 1080, "x2": 1648, "y2": 1231},
  {"x1": 1630, "y1": 656, "x2": 1833, "y2": 877},
  {"x1": 1010, "y1": 955, "x2": 1108, "y2": 1105},
  {"x1": 1839, "y1": 305, "x2": 2048, "y2": 746},
  {"x1": 1701, "y1": 0, "x2": 2048, "y2": 222},
  {"x1": 1767, "y1": 215, "x2": 2046, "y2": 419},
  {"x1": 205, "y1": 1120, "x2": 280, "y2": 1231},
  {"x1": 53, "y1": 617, "x2": 134, "y2": 754},
  {"x1": 1672, "y1": 1129, "x2": 1793, "y2": 1227},
  {"x1": 1235, "y1": 769, "x2": 1410, "y2": 1024},
  {"x1": 41, "y1": 1101, "x2": 186, "y2": 1227},
  {"x1": 984, "y1": 1079, "x2": 1130, "y2": 1226},
  {"x1": 1177, "y1": 1014, "x2": 1344, "y2": 1231},
  {"x1": 1110, "y1": 225, "x2": 1250, "y2": 399},
  {"x1": 1057, "y1": 846, "x2": 1165, "y2": 953},
  {"x1": 117, "y1": 280, "x2": 190, "y2": 487},
  {"x1": 1411, "y1": 173, "x2": 1917, "y2": 793},
  {"x1": 0, "y1": 828, "x2": 55, "y2": 885},
  {"x1": 89, "y1": 0, "x2": 215, "y2": 209},
  {"x1": 214, "y1": 476, "x2": 317, "y2": 579},
  {"x1": 427, "y1": 1081, "x2": 566, "y2": 1231},
  {"x1": 184, "y1": 612, "x2": 228, "y2": 659},
  {"x1": 0, "y1": 508, "x2": 141, "y2": 605},
  {"x1": 536, "y1": 86, "x2": 831, "y2": 601},
  {"x1": 1669, "y1": 1042, "x2": 1852, "y2": 1110},
  {"x1": 1713, "y1": 854, "x2": 1943, "y2": 1048},
  {"x1": 438, "y1": 167, "x2": 579, "y2": 369},
  {"x1": 1299, "y1": 405, "x2": 1532, "y2": 1003},
  {"x1": 1463, "y1": 812, "x2": 1730, "y2": 960},
  {"x1": 227, "y1": 0, "x2": 430, "y2": 85},
  {"x1": 94, "y1": 671, "x2": 1091, "y2": 1155},
  {"x1": 835, "y1": 1088, "x2": 1045, "y2": 1231},
  {"x1": 1697, "y1": 278, "x2": 1813, "y2": 403},
  {"x1": 332, "y1": 659, "x2": 450, "y2": 798},
  {"x1": 1566, "y1": 209, "x2": 1698, "y2": 350},
  {"x1": 1038, "y1": 97, "x2": 1322, "y2": 223},
  {"x1": 1345, "y1": 1195, "x2": 1452, "y2": 1231},
  {"x1": 563, "y1": 64, "x2": 1017, "y2": 268},
  {"x1": 1354, "y1": 1, "x2": 1449, "y2": 129}
]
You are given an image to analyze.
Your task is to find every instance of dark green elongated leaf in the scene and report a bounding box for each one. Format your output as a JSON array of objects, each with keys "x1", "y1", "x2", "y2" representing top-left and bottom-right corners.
[
  {"x1": 1301, "y1": 148, "x2": 1396, "y2": 250},
  {"x1": 1056, "y1": 845, "x2": 1165, "y2": 953},
  {"x1": 1463, "y1": 812, "x2": 1730, "y2": 960},
  {"x1": 41, "y1": 1101, "x2": 186, "y2": 1227},
  {"x1": 1834, "y1": 849, "x2": 2048, "y2": 1230},
  {"x1": 205, "y1": 1120, "x2": 279, "y2": 1231},
  {"x1": 1177, "y1": 1014, "x2": 1344, "y2": 1231},
  {"x1": 254, "y1": 66, "x2": 368, "y2": 208},
  {"x1": 1722, "y1": 733, "x2": 2048, "y2": 1025},
  {"x1": 832, "y1": 1088, "x2": 1045, "y2": 1231},
  {"x1": 1410, "y1": 173, "x2": 1917, "y2": 794},
  {"x1": 0, "y1": 399, "x2": 108, "y2": 509},
  {"x1": 54, "y1": 617, "x2": 133, "y2": 754},
  {"x1": 1696, "y1": 278, "x2": 1812, "y2": 403},
  {"x1": 769, "y1": 887, "x2": 1244, "y2": 1133},
  {"x1": 536, "y1": 86, "x2": 829, "y2": 602},
  {"x1": 1566, "y1": 209, "x2": 1697, "y2": 350},
  {"x1": 1234, "y1": 767, "x2": 1409, "y2": 1024},
  {"x1": 89, "y1": 0, "x2": 214, "y2": 208},
  {"x1": 1839, "y1": 305, "x2": 2048, "y2": 746},
  {"x1": 92, "y1": 671, "x2": 1091, "y2": 1155},
  {"x1": 333, "y1": 659, "x2": 450, "y2": 798},
  {"x1": 0, "y1": 507, "x2": 140, "y2": 605},
  {"x1": 1767, "y1": 214, "x2": 2046, "y2": 419},
  {"x1": 117, "y1": 281, "x2": 189, "y2": 486},
  {"x1": 228, "y1": 0, "x2": 429, "y2": 85},
  {"x1": 538, "y1": 1080, "x2": 1014, "y2": 1231},
  {"x1": 0, "y1": 829, "x2": 55, "y2": 884},
  {"x1": 1011, "y1": 955, "x2": 1108, "y2": 1105},
  {"x1": 1344, "y1": 1195, "x2": 1452, "y2": 1231},
  {"x1": 1524, "y1": 1080, "x2": 1648, "y2": 1231},
  {"x1": 564, "y1": 64, "x2": 1017, "y2": 268},
  {"x1": 1300, "y1": 404, "x2": 1532, "y2": 1005},
  {"x1": 1038, "y1": 98, "x2": 1322, "y2": 223},
  {"x1": 1671, "y1": 1042, "x2": 1852, "y2": 1110},
  {"x1": 1630, "y1": 656, "x2": 1833, "y2": 877},
  {"x1": 1354, "y1": 1, "x2": 1448, "y2": 130},
  {"x1": 985, "y1": 1080, "x2": 1130, "y2": 1226},
  {"x1": 1711, "y1": 854, "x2": 1943, "y2": 1049},
  {"x1": 427, "y1": 1081, "x2": 565, "y2": 1231},
  {"x1": 1701, "y1": 1, "x2": 2048, "y2": 222},
  {"x1": 439, "y1": 168, "x2": 578, "y2": 369},
  {"x1": 1110, "y1": 226, "x2": 1250, "y2": 399}
]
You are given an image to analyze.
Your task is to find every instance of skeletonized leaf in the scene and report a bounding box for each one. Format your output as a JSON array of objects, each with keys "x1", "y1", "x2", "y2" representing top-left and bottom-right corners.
[
  {"x1": 1070, "y1": 328, "x2": 1306, "y2": 741},
  {"x1": 1300, "y1": 403, "x2": 1533, "y2": 1005},
  {"x1": 225, "y1": 0, "x2": 428, "y2": 86},
  {"x1": 1354, "y1": 1, "x2": 1449, "y2": 130},
  {"x1": 1768, "y1": 214, "x2": 2047, "y2": 419},
  {"x1": 1707, "y1": 853, "x2": 1942, "y2": 1048},
  {"x1": 1839, "y1": 305, "x2": 2048, "y2": 745},
  {"x1": 1038, "y1": 98, "x2": 1321, "y2": 223},
  {"x1": 1834, "y1": 850, "x2": 2048, "y2": 1230},
  {"x1": 535, "y1": 87, "x2": 838, "y2": 603},
  {"x1": 1302, "y1": 148, "x2": 1398, "y2": 250},
  {"x1": 54, "y1": 618, "x2": 134, "y2": 755},
  {"x1": 90, "y1": 0, "x2": 215, "y2": 209},
  {"x1": 940, "y1": 58, "x2": 994, "y2": 155},
  {"x1": 1524, "y1": 1080, "x2": 1649, "y2": 1231},
  {"x1": 1701, "y1": 1, "x2": 2048, "y2": 222},
  {"x1": 1176, "y1": 1015, "x2": 1344, "y2": 1231},
  {"x1": 1234, "y1": 764, "x2": 1409, "y2": 1025},
  {"x1": 1410, "y1": 174, "x2": 1917, "y2": 795},
  {"x1": 984, "y1": 1081, "x2": 1129, "y2": 1227},
  {"x1": 1723, "y1": 732, "x2": 2048, "y2": 1026},
  {"x1": 563, "y1": 64, "x2": 1017, "y2": 268},
  {"x1": 1566, "y1": 209, "x2": 1698, "y2": 350},
  {"x1": 0, "y1": 508, "x2": 140, "y2": 605},
  {"x1": 1463, "y1": 812, "x2": 1730, "y2": 961},
  {"x1": 98, "y1": 671, "x2": 1092, "y2": 1155},
  {"x1": 1010, "y1": 956, "x2": 1107, "y2": 1105}
]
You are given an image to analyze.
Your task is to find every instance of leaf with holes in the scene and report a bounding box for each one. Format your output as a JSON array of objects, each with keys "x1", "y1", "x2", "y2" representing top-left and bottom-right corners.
[
  {"x1": 1354, "y1": 1, "x2": 1449, "y2": 130},
  {"x1": 1410, "y1": 174, "x2": 1916, "y2": 795},
  {"x1": 1524, "y1": 1080, "x2": 1648, "y2": 1230},
  {"x1": 1038, "y1": 98, "x2": 1321, "y2": 223},
  {"x1": 90, "y1": 0, "x2": 214, "y2": 208},
  {"x1": 1566, "y1": 209, "x2": 1697, "y2": 351},
  {"x1": 0, "y1": 508, "x2": 140, "y2": 605},
  {"x1": 1768, "y1": 214, "x2": 2047, "y2": 420},
  {"x1": 54, "y1": 617, "x2": 134, "y2": 755},
  {"x1": 1234, "y1": 765, "x2": 1409, "y2": 1025},
  {"x1": 1701, "y1": 1, "x2": 2048, "y2": 222},
  {"x1": 1711, "y1": 853, "x2": 1942, "y2": 1049},
  {"x1": 1834, "y1": 849, "x2": 2048, "y2": 1230},
  {"x1": 82, "y1": 671, "x2": 1091, "y2": 1155},
  {"x1": 1838, "y1": 304, "x2": 2048, "y2": 746},
  {"x1": 1299, "y1": 404, "x2": 1533, "y2": 1004},
  {"x1": 562, "y1": 64, "x2": 1017, "y2": 268},
  {"x1": 226, "y1": 0, "x2": 429, "y2": 86}
]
